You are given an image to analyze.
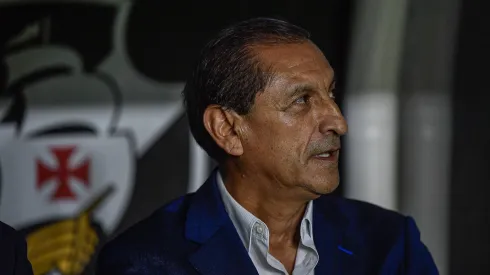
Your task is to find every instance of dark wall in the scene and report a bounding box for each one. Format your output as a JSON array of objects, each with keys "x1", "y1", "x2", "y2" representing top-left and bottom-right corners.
[
  {"x1": 125, "y1": 0, "x2": 353, "y2": 82},
  {"x1": 450, "y1": 1, "x2": 490, "y2": 274}
]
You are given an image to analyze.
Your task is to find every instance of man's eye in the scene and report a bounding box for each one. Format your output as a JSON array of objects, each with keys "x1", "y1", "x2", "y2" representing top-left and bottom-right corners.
[
  {"x1": 294, "y1": 95, "x2": 309, "y2": 104},
  {"x1": 329, "y1": 91, "x2": 336, "y2": 99}
]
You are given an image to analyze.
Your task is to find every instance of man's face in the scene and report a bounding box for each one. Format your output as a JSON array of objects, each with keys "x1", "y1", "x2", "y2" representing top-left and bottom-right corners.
[{"x1": 240, "y1": 41, "x2": 348, "y2": 198}]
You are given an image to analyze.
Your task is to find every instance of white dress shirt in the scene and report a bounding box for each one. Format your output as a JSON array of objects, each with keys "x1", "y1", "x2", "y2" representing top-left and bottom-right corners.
[{"x1": 216, "y1": 172, "x2": 319, "y2": 275}]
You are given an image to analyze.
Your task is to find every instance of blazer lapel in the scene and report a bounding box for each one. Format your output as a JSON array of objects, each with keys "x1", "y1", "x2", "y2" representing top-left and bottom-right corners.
[
  {"x1": 313, "y1": 196, "x2": 360, "y2": 274},
  {"x1": 185, "y1": 170, "x2": 258, "y2": 275}
]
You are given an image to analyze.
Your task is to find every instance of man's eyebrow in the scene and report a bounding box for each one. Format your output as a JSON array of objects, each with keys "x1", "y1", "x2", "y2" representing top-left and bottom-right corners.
[
  {"x1": 283, "y1": 74, "x2": 336, "y2": 98},
  {"x1": 286, "y1": 83, "x2": 316, "y2": 98}
]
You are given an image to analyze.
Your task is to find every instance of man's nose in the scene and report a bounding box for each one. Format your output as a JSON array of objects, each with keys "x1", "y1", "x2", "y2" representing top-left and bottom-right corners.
[{"x1": 318, "y1": 101, "x2": 348, "y2": 136}]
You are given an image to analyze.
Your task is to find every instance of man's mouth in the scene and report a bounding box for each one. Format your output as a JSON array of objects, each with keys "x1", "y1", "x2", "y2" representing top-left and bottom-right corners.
[{"x1": 313, "y1": 149, "x2": 340, "y2": 160}]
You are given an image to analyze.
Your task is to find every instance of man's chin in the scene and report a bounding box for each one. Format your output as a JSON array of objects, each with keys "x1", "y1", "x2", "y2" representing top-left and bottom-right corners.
[
  {"x1": 317, "y1": 182, "x2": 339, "y2": 195},
  {"x1": 303, "y1": 180, "x2": 339, "y2": 197}
]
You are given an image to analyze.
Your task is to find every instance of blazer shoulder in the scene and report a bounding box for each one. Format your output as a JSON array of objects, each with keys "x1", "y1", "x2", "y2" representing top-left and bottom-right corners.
[
  {"x1": 96, "y1": 194, "x2": 198, "y2": 274},
  {"x1": 104, "y1": 193, "x2": 193, "y2": 248},
  {"x1": 98, "y1": 193, "x2": 197, "y2": 263}
]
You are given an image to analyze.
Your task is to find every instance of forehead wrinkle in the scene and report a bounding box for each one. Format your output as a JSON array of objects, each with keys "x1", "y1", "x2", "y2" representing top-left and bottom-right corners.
[{"x1": 252, "y1": 42, "x2": 335, "y2": 100}]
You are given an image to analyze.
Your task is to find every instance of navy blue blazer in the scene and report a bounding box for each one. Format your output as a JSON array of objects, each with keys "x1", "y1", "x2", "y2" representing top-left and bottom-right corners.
[
  {"x1": 97, "y1": 171, "x2": 438, "y2": 275},
  {"x1": 0, "y1": 221, "x2": 33, "y2": 275}
]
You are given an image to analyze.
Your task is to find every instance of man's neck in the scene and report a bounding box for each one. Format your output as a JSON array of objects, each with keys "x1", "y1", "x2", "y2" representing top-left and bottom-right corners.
[{"x1": 220, "y1": 166, "x2": 309, "y2": 245}]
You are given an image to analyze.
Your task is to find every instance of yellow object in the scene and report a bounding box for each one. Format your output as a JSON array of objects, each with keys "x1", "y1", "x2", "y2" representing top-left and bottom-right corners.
[{"x1": 26, "y1": 187, "x2": 113, "y2": 275}]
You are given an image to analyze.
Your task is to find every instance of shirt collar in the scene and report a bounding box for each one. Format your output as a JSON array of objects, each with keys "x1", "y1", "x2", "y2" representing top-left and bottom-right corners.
[{"x1": 216, "y1": 171, "x2": 315, "y2": 250}]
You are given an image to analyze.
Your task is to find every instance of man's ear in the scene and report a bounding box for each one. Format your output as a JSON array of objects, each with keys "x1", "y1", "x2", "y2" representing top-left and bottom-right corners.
[{"x1": 203, "y1": 105, "x2": 244, "y2": 157}]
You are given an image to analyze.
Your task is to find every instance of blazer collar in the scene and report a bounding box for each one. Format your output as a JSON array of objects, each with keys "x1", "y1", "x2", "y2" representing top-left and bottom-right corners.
[
  {"x1": 185, "y1": 169, "x2": 228, "y2": 243},
  {"x1": 185, "y1": 169, "x2": 258, "y2": 275}
]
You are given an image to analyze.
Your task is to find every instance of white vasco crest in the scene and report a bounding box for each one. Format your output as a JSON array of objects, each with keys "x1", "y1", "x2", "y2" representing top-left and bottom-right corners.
[{"x1": 0, "y1": 0, "x2": 207, "y2": 238}]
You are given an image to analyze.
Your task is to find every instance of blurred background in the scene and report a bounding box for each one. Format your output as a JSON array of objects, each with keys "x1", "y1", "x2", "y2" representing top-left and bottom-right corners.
[{"x1": 0, "y1": 0, "x2": 487, "y2": 274}]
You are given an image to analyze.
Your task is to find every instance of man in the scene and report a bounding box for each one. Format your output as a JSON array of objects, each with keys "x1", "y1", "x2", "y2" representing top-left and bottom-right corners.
[
  {"x1": 96, "y1": 18, "x2": 438, "y2": 274},
  {"x1": 0, "y1": 221, "x2": 33, "y2": 275}
]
